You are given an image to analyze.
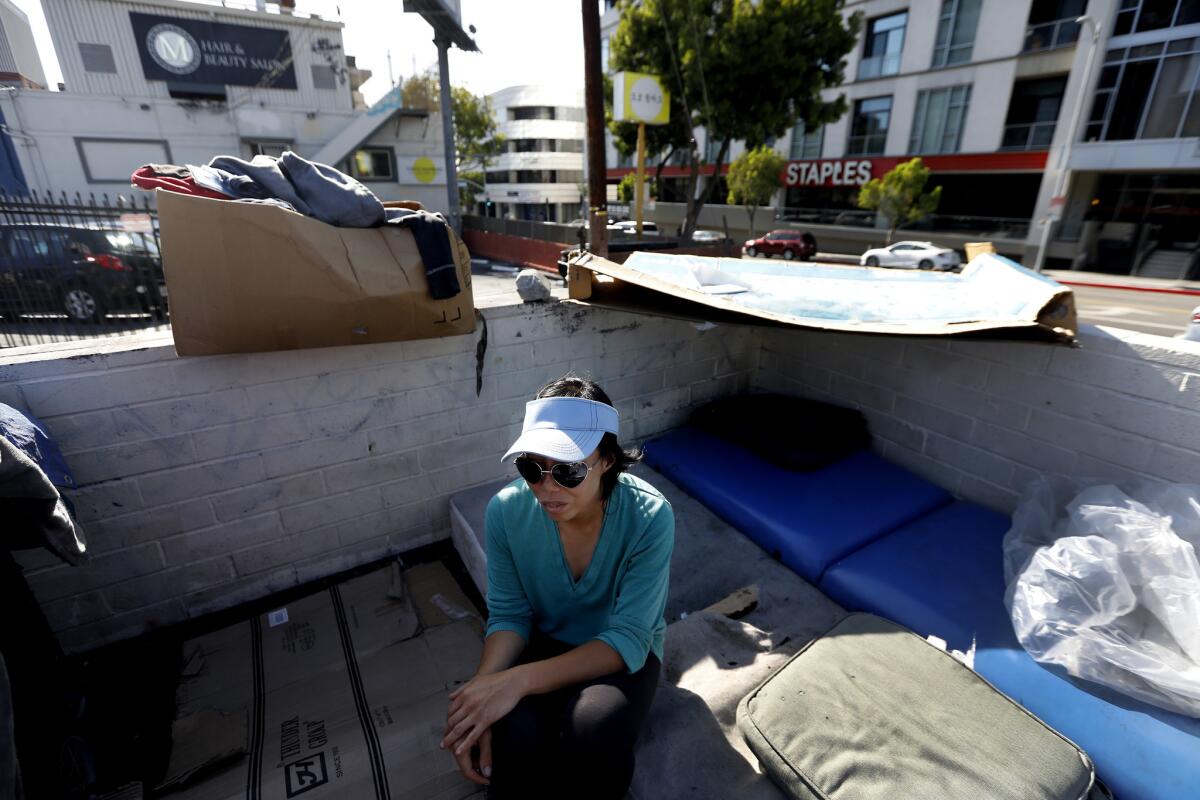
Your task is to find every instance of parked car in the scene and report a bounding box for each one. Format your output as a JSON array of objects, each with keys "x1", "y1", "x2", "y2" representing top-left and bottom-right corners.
[
  {"x1": 860, "y1": 241, "x2": 962, "y2": 271},
  {"x1": 692, "y1": 230, "x2": 724, "y2": 243},
  {"x1": 0, "y1": 224, "x2": 166, "y2": 323},
  {"x1": 743, "y1": 230, "x2": 818, "y2": 260},
  {"x1": 608, "y1": 220, "x2": 659, "y2": 236},
  {"x1": 1180, "y1": 305, "x2": 1200, "y2": 341}
]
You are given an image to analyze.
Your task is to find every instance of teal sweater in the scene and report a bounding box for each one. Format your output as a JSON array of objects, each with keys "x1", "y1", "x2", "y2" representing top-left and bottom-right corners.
[{"x1": 484, "y1": 472, "x2": 674, "y2": 673}]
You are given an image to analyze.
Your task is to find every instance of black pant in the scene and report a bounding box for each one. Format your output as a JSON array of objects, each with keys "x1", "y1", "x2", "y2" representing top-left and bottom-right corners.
[{"x1": 489, "y1": 630, "x2": 660, "y2": 800}]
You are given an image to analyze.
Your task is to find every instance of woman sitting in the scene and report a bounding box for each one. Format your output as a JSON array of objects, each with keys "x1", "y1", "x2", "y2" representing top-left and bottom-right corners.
[{"x1": 441, "y1": 374, "x2": 674, "y2": 799}]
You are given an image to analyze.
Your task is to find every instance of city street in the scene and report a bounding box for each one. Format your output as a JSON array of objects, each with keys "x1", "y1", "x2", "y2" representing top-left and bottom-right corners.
[{"x1": 1069, "y1": 283, "x2": 1197, "y2": 338}]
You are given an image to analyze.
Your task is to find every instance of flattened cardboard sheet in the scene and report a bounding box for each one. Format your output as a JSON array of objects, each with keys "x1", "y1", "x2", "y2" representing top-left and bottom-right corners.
[
  {"x1": 568, "y1": 250, "x2": 1077, "y2": 341},
  {"x1": 163, "y1": 561, "x2": 483, "y2": 800}
]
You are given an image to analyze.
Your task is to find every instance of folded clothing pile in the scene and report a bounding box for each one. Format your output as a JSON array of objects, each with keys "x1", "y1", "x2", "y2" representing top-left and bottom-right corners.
[{"x1": 132, "y1": 152, "x2": 460, "y2": 300}]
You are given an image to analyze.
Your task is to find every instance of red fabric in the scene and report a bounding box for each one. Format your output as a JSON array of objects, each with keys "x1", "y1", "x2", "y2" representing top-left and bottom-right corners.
[{"x1": 130, "y1": 166, "x2": 230, "y2": 200}]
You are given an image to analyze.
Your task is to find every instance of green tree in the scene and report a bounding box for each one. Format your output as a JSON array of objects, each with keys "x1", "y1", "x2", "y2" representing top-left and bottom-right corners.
[
  {"x1": 399, "y1": 78, "x2": 504, "y2": 210},
  {"x1": 452, "y1": 87, "x2": 505, "y2": 175},
  {"x1": 727, "y1": 145, "x2": 786, "y2": 239},
  {"x1": 400, "y1": 73, "x2": 439, "y2": 112},
  {"x1": 609, "y1": 0, "x2": 860, "y2": 237},
  {"x1": 616, "y1": 172, "x2": 656, "y2": 203},
  {"x1": 856, "y1": 158, "x2": 943, "y2": 245},
  {"x1": 452, "y1": 88, "x2": 505, "y2": 210}
]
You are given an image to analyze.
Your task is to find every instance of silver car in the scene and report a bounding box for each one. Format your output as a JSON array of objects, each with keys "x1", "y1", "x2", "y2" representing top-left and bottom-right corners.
[{"x1": 860, "y1": 241, "x2": 962, "y2": 271}]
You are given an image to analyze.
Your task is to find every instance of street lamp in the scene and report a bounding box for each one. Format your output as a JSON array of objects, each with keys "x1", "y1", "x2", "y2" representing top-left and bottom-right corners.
[{"x1": 1033, "y1": 15, "x2": 1102, "y2": 273}]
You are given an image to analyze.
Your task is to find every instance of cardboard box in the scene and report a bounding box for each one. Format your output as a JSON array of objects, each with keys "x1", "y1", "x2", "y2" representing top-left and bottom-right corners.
[
  {"x1": 157, "y1": 191, "x2": 475, "y2": 356},
  {"x1": 161, "y1": 560, "x2": 484, "y2": 800}
]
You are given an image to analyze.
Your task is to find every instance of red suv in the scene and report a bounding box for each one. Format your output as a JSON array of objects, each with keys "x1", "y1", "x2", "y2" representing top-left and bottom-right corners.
[{"x1": 743, "y1": 230, "x2": 818, "y2": 261}]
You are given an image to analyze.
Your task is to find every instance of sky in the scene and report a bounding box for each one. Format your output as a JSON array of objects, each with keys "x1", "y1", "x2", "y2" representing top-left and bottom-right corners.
[{"x1": 9, "y1": 0, "x2": 587, "y2": 103}]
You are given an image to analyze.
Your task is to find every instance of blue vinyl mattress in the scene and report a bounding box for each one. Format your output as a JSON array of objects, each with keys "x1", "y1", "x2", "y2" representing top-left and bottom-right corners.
[{"x1": 643, "y1": 426, "x2": 953, "y2": 581}]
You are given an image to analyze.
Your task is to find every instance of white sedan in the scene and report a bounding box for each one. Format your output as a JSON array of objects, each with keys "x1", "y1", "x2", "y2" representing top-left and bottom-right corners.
[{"x1": 860, "y1": 241, "x2": 962, "y2": 271}]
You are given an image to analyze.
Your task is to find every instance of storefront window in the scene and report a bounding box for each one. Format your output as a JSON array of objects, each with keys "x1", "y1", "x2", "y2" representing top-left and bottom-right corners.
[
  {"x1": 860, "y1": 12, "x2": 907, "y2": 79},
  {"x1": 847, "y1": 96, "x2": 892, "y2": 155},
  {"x1": 1087, "y1": 38, "x2": 1200, "y2": 141},
  {"x1": 909, "y1": 84, "x2": 971, "y2": 154},
  {"x1": 932, "y1": 0, "x2": 981, "y2": 68},
  {"x1": 789, "y1": 120, "x2": 824, "y2": 160}
]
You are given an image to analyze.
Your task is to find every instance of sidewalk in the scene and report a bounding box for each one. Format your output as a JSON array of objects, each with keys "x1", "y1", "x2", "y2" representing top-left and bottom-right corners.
[{"x1": 1044, "y1": 270, "x2": 1200, "y2": 296}]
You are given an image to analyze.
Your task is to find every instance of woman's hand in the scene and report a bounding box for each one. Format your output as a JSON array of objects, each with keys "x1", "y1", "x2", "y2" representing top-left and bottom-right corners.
[
  {"x1": 450, "y1": 726, "x2": 491, "y2": 786},
  {"x1": 441, "y1": 668, "x2": 527, "y2": 756}
]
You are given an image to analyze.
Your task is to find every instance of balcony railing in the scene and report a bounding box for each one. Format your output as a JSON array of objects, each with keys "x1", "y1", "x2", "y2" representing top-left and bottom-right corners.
[
  {"x1": 1022, "y1": 19, "x2": 1081, "y2": 53},
  {"x1": 1000, "y1": 122, "x2": 1057, "y2": 150},
  {"x1": 857, "y1": 52, "x2": 902, "y2": 80}
]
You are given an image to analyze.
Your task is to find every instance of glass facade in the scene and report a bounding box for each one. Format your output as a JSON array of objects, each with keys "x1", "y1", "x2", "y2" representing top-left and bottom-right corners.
[
  {"x1": 789, "y1": 120, "x2": 824, "y2": 159},
  {"x1": 1086, "y1": 37, "x2": 1200, "y2": 141},
  {"x1": 1113, "y1": 0, "x2": 1200, "y2": 36},
  {"x1": 847, "y1": 96, "x2": 892, "y2": 155},
  {"x1": 1023, "y1": 0, "x2": 1086, "y2": 53},
  {"x1": 860, "y1": 12, "x2": 907, "y2": 79},
  {"x1": 932, "y1": 0, "x2": 982, "y2": 68},
  {"x1": 1002, "y1": 77, "x2": 1066, "y2": 149},
  {"x1": 510, "y1": 106, "x2": 556, "y2": 121},
  {"x1": 909, "y1": 85, "x2": 972, "y2": 154}
]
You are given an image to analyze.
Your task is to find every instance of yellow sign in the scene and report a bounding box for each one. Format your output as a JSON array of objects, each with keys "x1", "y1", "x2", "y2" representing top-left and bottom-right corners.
[
  {"x1": 613, "y1": 71, "x2": 670, "y2": 125},
  {"x1": 411, "y1": 156, "x2": 437, "y2": 184}
]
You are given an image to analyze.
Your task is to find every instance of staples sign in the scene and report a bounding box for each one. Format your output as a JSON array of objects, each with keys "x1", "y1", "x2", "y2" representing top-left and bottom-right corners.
[{"x1": 783, "y1": 159, "x2": 875, "y2": 188}]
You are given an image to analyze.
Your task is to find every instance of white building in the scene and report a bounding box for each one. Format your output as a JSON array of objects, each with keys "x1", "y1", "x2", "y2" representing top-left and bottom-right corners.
[
  {"x1": 0, "y1": 0, "x2": 47, "y2": 88},
  {"x1": 483, "y1": 84, "x2": 585, "y2": 223},
  {"x1": 0, "y1": 0, "x2": 449, "y2": 211},
  {"x1": 601, "y1": 0, "x2": 1200, "y2": 276}
]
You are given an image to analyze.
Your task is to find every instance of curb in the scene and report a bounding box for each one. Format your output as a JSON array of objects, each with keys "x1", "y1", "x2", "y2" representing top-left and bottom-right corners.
[{"x1": 1054, "y1": 279, "x2": 1200, "y2": 298}]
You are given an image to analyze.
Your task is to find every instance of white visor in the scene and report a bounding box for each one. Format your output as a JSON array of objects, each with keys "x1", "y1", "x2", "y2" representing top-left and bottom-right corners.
[{"x1": 501, "y1": 397, "x2": 620, "y2": 463}]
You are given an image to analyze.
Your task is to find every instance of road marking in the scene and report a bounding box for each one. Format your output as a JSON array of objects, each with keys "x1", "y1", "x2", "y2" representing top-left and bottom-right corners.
[{"x1": 1078, "y1": 310, "x2": 1184, "y2": 332}]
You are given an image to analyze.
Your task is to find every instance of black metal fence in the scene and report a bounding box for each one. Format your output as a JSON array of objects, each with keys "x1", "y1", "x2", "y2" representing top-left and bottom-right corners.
[{"x1": 0, "y1": 191, "x2": 169, "y2": 349}]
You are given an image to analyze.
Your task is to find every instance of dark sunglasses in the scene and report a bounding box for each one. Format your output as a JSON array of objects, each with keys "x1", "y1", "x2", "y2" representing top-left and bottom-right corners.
[{"x1": 514, "y1": 454, "x2": 597, "y2": 489}]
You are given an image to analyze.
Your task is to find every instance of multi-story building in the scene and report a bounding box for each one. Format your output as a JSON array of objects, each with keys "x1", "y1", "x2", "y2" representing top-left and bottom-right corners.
[
  {"x1": 601, "y1": 0, "x2": 1200, "y2": 277},
  {"x1": 0, "y1": 0, "x2": 47, "y2": 89},
  {"x1": 483, "y1": 84, "x2": 586, "y2": 222},
  {"x1": 0, "y1": 0, "x2": 449, "y2": 210}
]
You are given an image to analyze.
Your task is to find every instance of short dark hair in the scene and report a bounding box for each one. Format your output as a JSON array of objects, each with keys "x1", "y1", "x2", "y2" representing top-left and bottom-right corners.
[{"x1": 535, "y1": 373, "x2": 642, "y2": 500}]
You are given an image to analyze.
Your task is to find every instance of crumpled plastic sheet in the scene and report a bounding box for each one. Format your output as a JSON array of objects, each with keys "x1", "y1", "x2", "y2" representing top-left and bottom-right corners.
[{"x1": 1004, "y1": 477, "x2": 1200, "y2": 717}]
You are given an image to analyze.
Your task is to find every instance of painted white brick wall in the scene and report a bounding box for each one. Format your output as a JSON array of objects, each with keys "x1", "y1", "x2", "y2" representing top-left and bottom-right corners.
[
  {"x1": 755, "y1": 324, "x2": 1200, "y2": 515},
  {"x1": 7, "y1": 297, "x2": 1199, "y2": 654},
  {"x1": 1, "y1": 301, "x2": 757, "y2": 652}
]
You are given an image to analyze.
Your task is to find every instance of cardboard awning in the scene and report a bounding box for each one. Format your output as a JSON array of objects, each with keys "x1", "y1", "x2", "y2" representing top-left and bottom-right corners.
[{"x1": 567, "y1": 251, "x2": 1077, "y2": 341}]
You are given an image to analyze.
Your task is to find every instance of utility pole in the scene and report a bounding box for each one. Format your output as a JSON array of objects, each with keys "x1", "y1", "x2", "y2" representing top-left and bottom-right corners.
[
  {"x1": 582, "y1": 0, "x2": 608, "y2": 257},
  {"x1": 1033, "y1": 16, "x2": 1102, "y2": 273},
  {"x1": 435, "y1": 37, "x2": 460, "y2": 233}
]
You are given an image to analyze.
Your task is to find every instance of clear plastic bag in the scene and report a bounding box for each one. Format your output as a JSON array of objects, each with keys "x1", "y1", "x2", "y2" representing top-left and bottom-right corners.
[{"x1": 1004, "y1": 477, "x2": 1200, "y2": 718}]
